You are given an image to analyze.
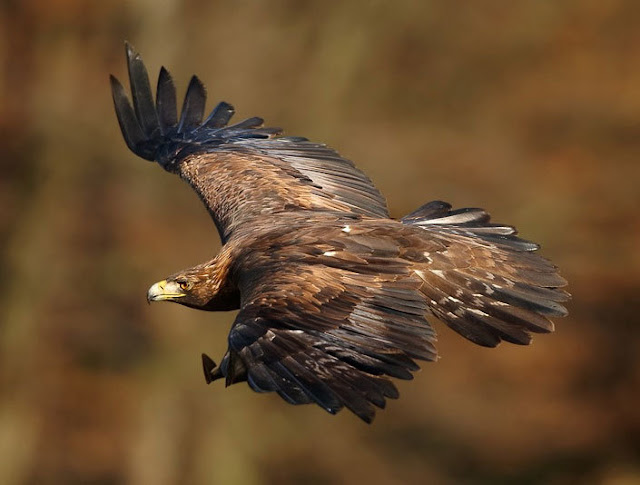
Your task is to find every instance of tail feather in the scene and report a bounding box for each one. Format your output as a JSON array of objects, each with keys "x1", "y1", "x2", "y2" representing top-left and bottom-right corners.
[
  {"x1": 444, "y1": 270, "x2": 567, "y2": 318},
  {"x1": 402, "y1": 201, "x2": 531, "y2": 249},
  {"x1": 403, "y1": 201, "x2": 492, "y2": 226},
  {"x1": 404, "y1": 200, "x2": 569, "y2": 347}
]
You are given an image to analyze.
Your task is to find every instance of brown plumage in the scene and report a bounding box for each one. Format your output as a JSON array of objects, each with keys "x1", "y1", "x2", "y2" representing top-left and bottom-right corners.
[{"x1": 111, "y1": 43, "x2": 569, "y2": 423}]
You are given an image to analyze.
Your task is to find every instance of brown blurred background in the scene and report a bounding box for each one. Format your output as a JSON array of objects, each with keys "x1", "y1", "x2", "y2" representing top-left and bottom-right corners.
[{"x1": 1, "y1": 1, "x2": 639, "y2": 484}]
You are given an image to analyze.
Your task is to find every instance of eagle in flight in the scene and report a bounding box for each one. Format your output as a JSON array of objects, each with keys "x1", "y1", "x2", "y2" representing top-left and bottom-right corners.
[{"x1": 110, "y1": 43, "x2": 569, "y2": 423}]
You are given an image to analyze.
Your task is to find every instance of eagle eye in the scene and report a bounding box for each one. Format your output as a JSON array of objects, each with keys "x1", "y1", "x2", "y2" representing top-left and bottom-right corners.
[{"x1": 177, "y1": 279, "x2": 191, "y2": 291}]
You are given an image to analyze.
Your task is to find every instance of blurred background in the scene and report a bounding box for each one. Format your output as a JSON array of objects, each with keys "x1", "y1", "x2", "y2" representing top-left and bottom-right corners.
[{"x1": 1, "y1": 1, "x2": 639, "y2": 484}]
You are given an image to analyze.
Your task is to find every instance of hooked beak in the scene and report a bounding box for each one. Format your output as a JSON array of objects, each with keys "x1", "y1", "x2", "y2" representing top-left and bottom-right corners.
[{"x1": 147, "y1": 280, "x2": 186, "y2": 303}]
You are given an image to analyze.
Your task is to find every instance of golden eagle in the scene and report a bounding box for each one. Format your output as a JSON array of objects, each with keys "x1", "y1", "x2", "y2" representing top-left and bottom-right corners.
[{"x1": 110, "y1": 43, "x2": 569, "y2": 423}]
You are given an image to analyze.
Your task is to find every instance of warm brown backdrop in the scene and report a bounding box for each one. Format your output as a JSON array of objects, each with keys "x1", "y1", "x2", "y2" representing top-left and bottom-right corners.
[{"x1": 1, "y1": 1, "x2": 639, "y2": 484}]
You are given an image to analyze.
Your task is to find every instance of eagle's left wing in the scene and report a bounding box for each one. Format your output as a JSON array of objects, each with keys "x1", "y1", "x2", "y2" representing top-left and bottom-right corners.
[
  {"x1": 110, "y1": 43, "x2": 389, "y2": 243},
  {"x1": 214, "y1": 258, "x2": 437, "y2": 423}
]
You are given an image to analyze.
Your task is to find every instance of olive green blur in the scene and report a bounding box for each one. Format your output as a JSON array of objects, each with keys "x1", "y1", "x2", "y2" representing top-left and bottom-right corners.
[{"x1": 1, "y1": 1, "x2": 638, "y2": 484}]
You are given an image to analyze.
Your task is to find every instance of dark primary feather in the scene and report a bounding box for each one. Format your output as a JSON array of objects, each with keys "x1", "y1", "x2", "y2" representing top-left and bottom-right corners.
[
  {"x1": 110, "y1": 75, "x2": 147, "y2": 157},
  {"x1": 156, "y1": 67, "x2": 178, "y2": 132},
  {"x1": 178, "y1": 76, "x2": 207, "y2": 132},
  {"x1": 125, "y1": 42, "x2": 160, "y2": 140},
  {"x1": 203, "y1": 101, "x2": 235, "y2": 129}
]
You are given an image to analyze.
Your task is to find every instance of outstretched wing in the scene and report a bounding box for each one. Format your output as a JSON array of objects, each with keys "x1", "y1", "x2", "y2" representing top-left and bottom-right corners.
[
  {"x1": 110, "y1": 43, "x2": 388, "y2": 242},
  {"x1": 218, "y1": 238, "x2": 437, "y2": 423}
]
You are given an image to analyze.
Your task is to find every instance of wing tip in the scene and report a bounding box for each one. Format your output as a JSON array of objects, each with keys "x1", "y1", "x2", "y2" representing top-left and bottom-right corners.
[
  {"x1": 112, "y1": 43, "x2": 282, "y2": 164},
  {"x1": 177, "y1": 75, "x2": 208, "y2": 132}
]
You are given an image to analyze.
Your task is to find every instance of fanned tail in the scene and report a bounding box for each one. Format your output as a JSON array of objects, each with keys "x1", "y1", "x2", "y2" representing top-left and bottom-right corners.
[{"x1": 403, "y1": 201, "x2": 569, "y2": 347}]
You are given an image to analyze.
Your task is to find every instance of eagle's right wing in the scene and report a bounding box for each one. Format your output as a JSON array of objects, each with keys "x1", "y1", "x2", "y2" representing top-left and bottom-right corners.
[{"x1": 110, "y1": 43, "x2": 389, "y2": 243}]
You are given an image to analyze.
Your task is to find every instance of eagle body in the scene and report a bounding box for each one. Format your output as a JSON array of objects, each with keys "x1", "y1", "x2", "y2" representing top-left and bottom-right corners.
[{"x1": 111, "y1": 44, "x2": 569, "y2": 423}]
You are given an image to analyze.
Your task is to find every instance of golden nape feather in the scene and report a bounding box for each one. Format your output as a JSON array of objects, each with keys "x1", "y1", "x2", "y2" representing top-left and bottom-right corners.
[{"x1": 111, "y1": 43, "x2": 568, "y2": 423}]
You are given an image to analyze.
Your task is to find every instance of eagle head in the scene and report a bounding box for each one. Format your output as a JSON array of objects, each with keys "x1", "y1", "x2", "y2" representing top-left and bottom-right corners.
[{"x1": 146, "y1": 261, "x2": 240, "y2": 311}]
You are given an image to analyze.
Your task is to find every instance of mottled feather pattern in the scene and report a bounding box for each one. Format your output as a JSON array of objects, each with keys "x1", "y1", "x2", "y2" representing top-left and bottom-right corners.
[{"x1": 112, "y1": 45, "x2": 569, "y2": 423}]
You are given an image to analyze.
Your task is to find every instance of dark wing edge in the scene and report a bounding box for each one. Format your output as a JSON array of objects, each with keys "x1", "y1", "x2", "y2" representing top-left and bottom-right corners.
[
  {"x1": 110, "y1": 42, "x2": 283, "y2": 167},
  {"x1": 403, "y1": 200, "x2": 570, "y2": 347}
]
